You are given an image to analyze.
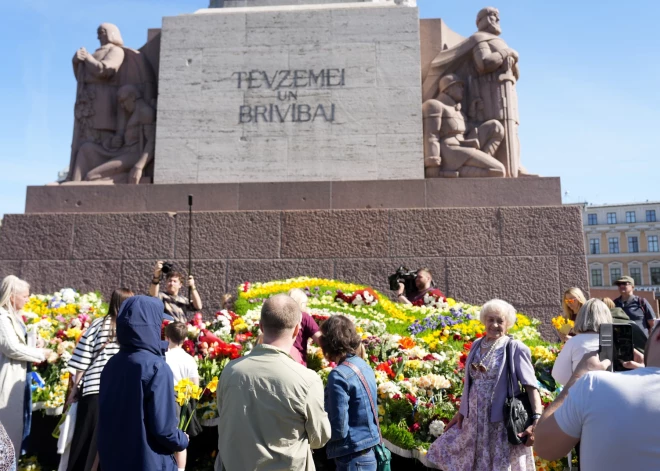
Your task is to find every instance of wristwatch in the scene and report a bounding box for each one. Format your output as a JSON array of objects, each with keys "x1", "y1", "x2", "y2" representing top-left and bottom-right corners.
[{"x1": 530, "y1": 413, "x2": 542, "y2": 421}]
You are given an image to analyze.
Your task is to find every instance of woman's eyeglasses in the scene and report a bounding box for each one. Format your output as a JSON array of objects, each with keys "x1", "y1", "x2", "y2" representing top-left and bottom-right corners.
[{"x1": 564, "y1": 299, "x2": 577, "y2": 305}]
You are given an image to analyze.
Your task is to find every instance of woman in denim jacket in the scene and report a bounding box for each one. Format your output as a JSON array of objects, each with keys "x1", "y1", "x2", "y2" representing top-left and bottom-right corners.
[{"x1": 322, "y1": 316, "x2": 380, "y2": 471}]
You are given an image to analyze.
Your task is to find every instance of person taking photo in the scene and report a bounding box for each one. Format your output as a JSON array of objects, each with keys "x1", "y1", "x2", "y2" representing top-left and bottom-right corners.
[{"x1": 149, "y1": 261, "x2": 202, "y2": 322}]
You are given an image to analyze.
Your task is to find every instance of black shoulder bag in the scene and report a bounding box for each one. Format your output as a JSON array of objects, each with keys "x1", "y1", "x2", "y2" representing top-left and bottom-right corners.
[{"x1": 503, "y1": 339, "x2": 533, "y2": 445}]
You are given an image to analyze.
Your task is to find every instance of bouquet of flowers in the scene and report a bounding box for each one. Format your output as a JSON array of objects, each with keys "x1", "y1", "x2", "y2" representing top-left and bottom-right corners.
[{"x1": 551, "y1": 315, "x2": 574, "y2": 342}]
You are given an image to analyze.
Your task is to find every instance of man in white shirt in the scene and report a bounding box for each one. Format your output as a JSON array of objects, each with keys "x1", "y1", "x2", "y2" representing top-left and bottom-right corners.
[
  {"x1": 165, "y1": 322, "x2": 199, "y2": 385},
  {"x1": 164, "y1": 322, "x2": 199, "y2": 471},
  {"x1": 535, "y1": 325, "x2": 660, "y2": 470}
]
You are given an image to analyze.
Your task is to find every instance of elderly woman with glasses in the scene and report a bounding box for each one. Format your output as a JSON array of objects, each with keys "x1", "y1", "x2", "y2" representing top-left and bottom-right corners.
[{"x1": 427, "y1": 299, "x2": 541, "y2": 471}]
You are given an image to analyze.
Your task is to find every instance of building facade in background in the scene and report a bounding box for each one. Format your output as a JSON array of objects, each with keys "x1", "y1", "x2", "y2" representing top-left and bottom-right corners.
[{"x1": 583, "y1": 202, "x2": 660, "y2": 292}]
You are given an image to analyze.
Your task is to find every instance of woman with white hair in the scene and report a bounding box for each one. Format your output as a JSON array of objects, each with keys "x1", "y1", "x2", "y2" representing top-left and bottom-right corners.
[
  {"x1": 552, "y1": 298, "x2": 612, "y2": 386},
  {"x1": 0, "y1": 276, "x2": 51, "y2": 456},
  {"x1": 427, "y1": 299, "x2": 540, "y2": 471}
]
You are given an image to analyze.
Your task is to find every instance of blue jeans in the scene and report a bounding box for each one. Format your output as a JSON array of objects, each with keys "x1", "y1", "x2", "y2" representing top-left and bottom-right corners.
[{"x1": 334, "y1": 448, "x2": 376, "y2": 471}]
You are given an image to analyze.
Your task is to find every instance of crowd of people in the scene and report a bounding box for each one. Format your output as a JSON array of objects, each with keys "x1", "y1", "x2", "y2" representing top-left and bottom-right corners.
[{"x1": 0, "y1": 266, "x2": 658, "y2": 471}]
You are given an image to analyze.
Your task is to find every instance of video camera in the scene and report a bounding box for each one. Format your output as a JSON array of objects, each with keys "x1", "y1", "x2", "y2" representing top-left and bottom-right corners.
[{"x1": 388, "y1": 267, "x2": 418, "y2": 297}]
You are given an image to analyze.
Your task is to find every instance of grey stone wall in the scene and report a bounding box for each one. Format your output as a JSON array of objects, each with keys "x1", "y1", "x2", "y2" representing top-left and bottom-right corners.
[
  {"x1": 155, "y1": 3, "x2": 423, "y2": 184},
  {"x1": 0, "y1": 206, "x2": 587, "y2": 338}
]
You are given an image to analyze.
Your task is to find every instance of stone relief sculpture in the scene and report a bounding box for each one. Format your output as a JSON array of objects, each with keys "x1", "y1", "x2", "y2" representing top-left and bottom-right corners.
[
  {"x1": 65, "y1": 23, "x2": 157, "y2": 184},
  {"x1": 422, "y1": 7, "x2": 535, "y2": 178},
  {"x1": 68, "y1": 85, "x2": 156, "y2": 184},
  {"x1": 423, "y1": 74, "x2": 505, "y2": 178}
]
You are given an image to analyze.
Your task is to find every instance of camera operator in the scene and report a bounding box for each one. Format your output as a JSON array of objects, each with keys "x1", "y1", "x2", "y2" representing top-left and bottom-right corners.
[
  {"x1": 396, "y1": 268, "x2": 445, "y2": 306},
  {"x1": 148, "y1": 261, "x2": 202, "y2": 322}
]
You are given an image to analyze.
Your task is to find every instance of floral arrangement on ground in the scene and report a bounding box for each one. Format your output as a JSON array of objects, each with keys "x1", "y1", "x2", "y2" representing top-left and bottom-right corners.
[{"x1": 22, "y1": 279, "x2": 565, "y2": 471}]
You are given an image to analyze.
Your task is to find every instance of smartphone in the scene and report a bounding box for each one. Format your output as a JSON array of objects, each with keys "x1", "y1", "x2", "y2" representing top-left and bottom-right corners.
[{"x1": 599, "y1": 323, "x2": 634, "y2": 372}]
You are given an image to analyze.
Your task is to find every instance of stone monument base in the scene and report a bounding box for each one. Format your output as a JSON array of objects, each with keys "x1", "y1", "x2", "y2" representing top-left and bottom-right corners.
[{"x1": 1, "y1": 179, "x2": 586, "y2": 339}]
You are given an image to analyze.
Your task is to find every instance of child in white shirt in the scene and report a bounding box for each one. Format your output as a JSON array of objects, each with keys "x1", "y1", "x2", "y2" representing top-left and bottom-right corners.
[{"x1": 165, "y1": 322, "x2": 199, "y2": 471}]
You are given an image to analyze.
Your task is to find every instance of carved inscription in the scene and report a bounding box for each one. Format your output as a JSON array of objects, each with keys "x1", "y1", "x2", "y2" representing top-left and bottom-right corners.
[{"x1": 234, "y1": 68, "x2": 345, "y2": 124}]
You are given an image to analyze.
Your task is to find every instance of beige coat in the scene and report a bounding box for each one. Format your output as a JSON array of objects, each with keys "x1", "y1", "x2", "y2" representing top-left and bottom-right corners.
[
  {"x1": 215, "y1": 344, "x2": 330, "y2": 471},
  {"x1": 0, "y1": 307, "x2": 45, "y2": 454}
]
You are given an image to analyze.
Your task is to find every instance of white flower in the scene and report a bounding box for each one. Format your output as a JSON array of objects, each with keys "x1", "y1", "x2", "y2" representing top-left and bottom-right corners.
[
  {"x1": 60, "y1": 288, "x2": 77, "y2": 304},
  {"x1": 429, "y1": 420, "x2": 445, "y2": 437}
]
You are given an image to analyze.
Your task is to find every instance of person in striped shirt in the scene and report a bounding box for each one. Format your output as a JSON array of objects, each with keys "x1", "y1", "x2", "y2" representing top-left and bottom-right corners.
[{"x1": 65, "y1": 288, "x2": 134, "y2": 471}]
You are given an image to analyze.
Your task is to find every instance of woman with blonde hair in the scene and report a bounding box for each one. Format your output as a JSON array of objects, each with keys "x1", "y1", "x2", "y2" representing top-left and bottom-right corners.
[
  {"x1": 562, "y1": 287, "x2": 587, "y2": 322},
  {"x1": 0, "y1": 276, "x2": 52, "y2": 455},
  {"x1": 552, "y1": 298, "x2": 612, "y2": 386}
]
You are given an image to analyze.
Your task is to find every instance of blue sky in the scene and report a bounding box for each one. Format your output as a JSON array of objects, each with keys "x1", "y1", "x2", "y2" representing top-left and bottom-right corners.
[{"x1": 1, "y1": 0, "x2": 658, "y2": 216}]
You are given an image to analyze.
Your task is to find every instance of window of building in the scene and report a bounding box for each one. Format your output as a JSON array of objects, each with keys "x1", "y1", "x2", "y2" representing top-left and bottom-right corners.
[
  {"x1": 626, "y1": 211, "x2": 636, "y2": 223},
  {"x1": 649, "y1": 235, "x2": 659, "y2": 252},
  {"x1": 630, "y1": 267, "x2": 642, "y2": 286},
  {"x1": 651, "y1": 267, "x2": 660, "y2": 285},
  {"x1": 591, "y1": 269, "x2": 603, "y2": 287},
  {"x1": 647, "y1": 210, "x2": 657, "y2": 222},
  {"x1": 610, "y1": 267, "x2": 622, "y2": 284},
  {"x1": 609, "y1": 237, "x2": 620, "y2": 254},
  {"x1": 607, "y1": 212, "x2": 617, "y2": 224},
  {"x1": 628, "y1": 236, "x2": 639, "y2": 253},
  {"x1": 589, "y1": 238, "x2": 600, "y2": 254},
  {"x1": 587, "y1": 214, "x2": 598, "y2": 225}
]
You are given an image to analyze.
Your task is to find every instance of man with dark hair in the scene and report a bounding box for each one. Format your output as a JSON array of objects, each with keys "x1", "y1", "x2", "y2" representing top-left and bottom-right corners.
[
  {"x1": 215, "y1": 294, "x2": 330, "y2": 471},
  {"x1": 396, "y1": 268, "x2": 446, "y2": 306},
  {"x1": 149, "y1": 261, "x2": 202, "y2": 322},
  {"x1": 613, "y1": 275, "x2": 656, "y2": 335}
]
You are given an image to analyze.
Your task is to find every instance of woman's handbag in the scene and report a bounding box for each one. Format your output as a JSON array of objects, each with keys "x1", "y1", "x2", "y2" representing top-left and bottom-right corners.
[
  {"x1": 342, "y1": 361, "x2": 392, "y2": 471},
  {"x1": 503, "y1": 339, "x2": 533, "y2": 446}
]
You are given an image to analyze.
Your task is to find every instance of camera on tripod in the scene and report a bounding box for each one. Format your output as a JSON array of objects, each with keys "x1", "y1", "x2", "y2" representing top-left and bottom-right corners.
[{"x1": 388, "y1": 267, "x2": 418, "y2": 297}]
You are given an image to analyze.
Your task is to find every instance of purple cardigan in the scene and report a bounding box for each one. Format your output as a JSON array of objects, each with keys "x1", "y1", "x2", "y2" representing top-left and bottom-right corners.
[{"x1": 458, "y1": 337, "x2": 537, "y2": 422}]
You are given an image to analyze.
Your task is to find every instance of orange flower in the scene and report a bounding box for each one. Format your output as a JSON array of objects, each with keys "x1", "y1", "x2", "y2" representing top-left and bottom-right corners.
[{"x1": 398, "y1": 337, "x2": 416, "y2": 349}]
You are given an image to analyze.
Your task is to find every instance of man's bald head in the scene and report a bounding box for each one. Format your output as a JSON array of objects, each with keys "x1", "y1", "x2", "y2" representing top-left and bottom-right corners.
[{"x1": 260, "y1": 294, "x2": 302, "y2": 338}]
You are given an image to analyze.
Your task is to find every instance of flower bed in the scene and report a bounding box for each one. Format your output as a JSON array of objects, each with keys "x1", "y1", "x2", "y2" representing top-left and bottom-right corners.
[{"x1": 21, "y1": 280, "x2": 566, "y2": 470}]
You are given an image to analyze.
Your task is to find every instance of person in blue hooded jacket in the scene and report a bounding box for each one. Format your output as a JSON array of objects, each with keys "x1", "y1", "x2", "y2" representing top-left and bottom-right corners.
[{"x1": 98, "y1": 295, "x2": 188, "y2": 471}]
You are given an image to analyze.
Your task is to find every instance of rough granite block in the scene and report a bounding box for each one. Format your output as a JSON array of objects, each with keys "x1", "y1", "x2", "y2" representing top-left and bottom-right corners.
[
  {"x1": 281, "y1": 210, "x2": 388, "y2": 258},
  {"x1": 22, "y1": 260, "x2": 122, "y2": 299},
  {"x1": 175, "y1": 212, "x2": 281, "y2": 259},
  {"x1": 446, "y1": 256, "x2": 559, "y2": 306},
  {"x1": 389, "y1": 208, "x2": 501, "y2": 257},
  {"x1": 72, "y1": 213, "x2": 176, "y2": 260},
  {"x1": 0, "y1": 214, "x2": 74, "y2": 261},
  {"x1": 500, "y1": 206, "x2": 586, "y2": 256}
]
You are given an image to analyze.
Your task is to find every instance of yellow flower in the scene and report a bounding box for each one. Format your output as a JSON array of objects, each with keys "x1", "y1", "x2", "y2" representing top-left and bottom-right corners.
[{"x1": 207, "y1": 377, "x2": 219, "y2": 393}]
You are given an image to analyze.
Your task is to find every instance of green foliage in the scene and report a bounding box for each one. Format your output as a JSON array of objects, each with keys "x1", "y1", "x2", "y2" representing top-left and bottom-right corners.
[{"x1": 381, "y1": 422, "x2": 416, "y2": 450}]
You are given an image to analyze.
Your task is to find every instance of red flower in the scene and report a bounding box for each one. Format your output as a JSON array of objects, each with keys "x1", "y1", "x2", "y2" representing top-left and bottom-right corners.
[
  {"x1": 376, "y1": 362, "x2": 395, "y2": 379},
  {"x1": 241, "y1": 282, "x2": 250, "y2": 293},
  {"x1": 475, "y1": 332, "x2": 485, "y2": 338},
  {"x1": 405, "y1": 393, "x2": 417, "y2": 405},
  {"x1": 392, "y1": 394, "x2": 401, "y2": 401},
  {"x1": 408, "y1": 423, "x2": 421, "y2": 433},
  {"x1": 453, "y1": 333, "x2": 462, "y2": 341},
  {"x1": 462, "y1": 342, "x2": 473, "y2": 351},
  {"x1": 182, "y1": 339, "x2": 196, "y2": 355}
]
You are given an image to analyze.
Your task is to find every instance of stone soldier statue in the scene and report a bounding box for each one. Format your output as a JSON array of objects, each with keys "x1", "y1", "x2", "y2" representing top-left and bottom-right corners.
[
  {"x1": 422, "y1": 7, "x2": 535, "y2": 177},
  {"x1": 423, "y1": 74, "x2": 505, "y2": 178}
]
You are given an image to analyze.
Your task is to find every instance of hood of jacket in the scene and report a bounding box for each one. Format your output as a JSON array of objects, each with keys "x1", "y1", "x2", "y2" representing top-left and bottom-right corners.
[
  {"x1": 610, "y1": 307, "x2": 630, "y2": 322},
  {"x1": 117, "y1": 295, "x2": 168, "y2": 356}
]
